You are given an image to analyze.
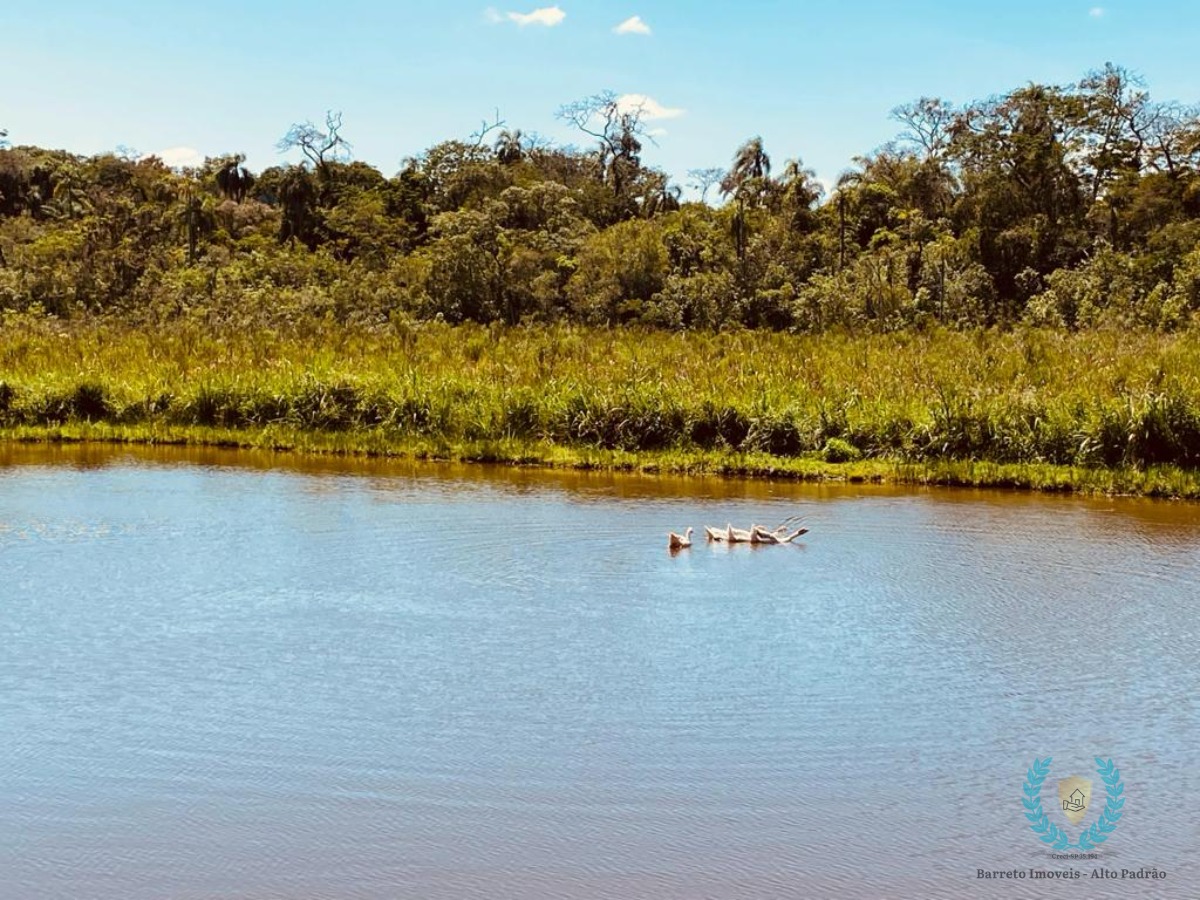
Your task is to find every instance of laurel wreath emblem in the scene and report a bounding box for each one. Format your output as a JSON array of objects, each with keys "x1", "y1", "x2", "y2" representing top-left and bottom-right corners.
[{"x1": 1023, "y1": 757, "x2": 1124, "y2": 850}]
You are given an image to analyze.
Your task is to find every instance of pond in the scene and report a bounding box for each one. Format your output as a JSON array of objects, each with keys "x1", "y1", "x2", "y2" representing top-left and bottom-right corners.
[{"x1": 1, "y1": 445, "x2": 1198, "y2": 899}]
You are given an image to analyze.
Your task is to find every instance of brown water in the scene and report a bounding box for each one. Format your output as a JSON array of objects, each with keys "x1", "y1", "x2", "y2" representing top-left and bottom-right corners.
[{"x1": 1, "y1": 444, "x2": 1198, "y2": 899}]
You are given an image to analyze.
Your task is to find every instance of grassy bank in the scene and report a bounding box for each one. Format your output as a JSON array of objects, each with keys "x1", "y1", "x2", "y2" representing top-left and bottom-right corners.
[{"x1": 2, "y1": 317, "x2": 1200, "y2": 497}]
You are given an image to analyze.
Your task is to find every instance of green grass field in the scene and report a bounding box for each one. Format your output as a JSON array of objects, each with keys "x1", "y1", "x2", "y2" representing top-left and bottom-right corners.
[{"x1": 2, "y1": 316, "x2": 1199, "y2": 497}]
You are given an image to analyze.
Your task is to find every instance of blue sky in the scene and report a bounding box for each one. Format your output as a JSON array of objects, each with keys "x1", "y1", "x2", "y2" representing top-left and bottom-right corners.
[{"x1": 3, "y1": 2, "x2": 1199, "y2": 193}]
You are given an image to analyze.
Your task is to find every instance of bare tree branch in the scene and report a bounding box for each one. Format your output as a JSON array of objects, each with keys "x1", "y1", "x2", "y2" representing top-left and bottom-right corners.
[
  {"x1": 556, "y1": 91, "x2": 649, "y2": 194},
  {"x1": 687, "y1": 167, "x2": 726, "y2": 204},
  {"x1": 891, "y1": 97, "x2": 955, "y2": 159},
  {"x1": 277, "y1": 110, "x2": 352, "y2": 173},
  {"x1": 469, "y1": 108, "x2": 507, "y2": 150}
]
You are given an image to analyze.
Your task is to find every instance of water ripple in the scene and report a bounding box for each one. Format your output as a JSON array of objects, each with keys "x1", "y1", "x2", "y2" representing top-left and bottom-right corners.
[{"x1": 1, "y1": 451, "x2": 1198, "y2": 898}]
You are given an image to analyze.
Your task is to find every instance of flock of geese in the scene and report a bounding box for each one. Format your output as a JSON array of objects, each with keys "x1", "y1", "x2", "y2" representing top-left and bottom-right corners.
[{"x1": 668, "y1": 517, "x2": 809, "y2": 550}]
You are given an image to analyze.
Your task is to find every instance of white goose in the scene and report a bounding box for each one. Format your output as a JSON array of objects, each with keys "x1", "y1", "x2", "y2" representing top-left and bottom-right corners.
[
  {"x1": 750, "y1": 524, "x2": 809, "y2": 544},
  {"x1": 668, "y1": 527, "x2": 694, "y2": 550},
  {"x1": 705, "y1": 523, "x2": 786, "y2": 543}
]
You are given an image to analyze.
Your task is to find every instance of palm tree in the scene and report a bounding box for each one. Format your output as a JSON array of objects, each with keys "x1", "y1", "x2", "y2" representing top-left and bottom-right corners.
[
  {"x1": 215, "y1": 154, "x2": 255, "y2": 203},
  {"x1": 494, "y1": 129, "x2": 525, "y2": 165},
  {"x1": 277, "y1": 166, "x2": 319, "y2": 248},
  {"x1": 181, "y1": 180, "x2": 202, "y2": 265},
  {"x1": 721, "y1": 137, "x2": 772, "y2": 259},
  {"x1": 720, "y1": 136, "x2": 771, "y2": 200},
  {"x1": 833, "y1": 168, "x2": 866, "y2": 270},
  {"x1": 642, "y1": 173, "x2": 681, "y2": 217},
  {"x1": 776, "y1": 158, "x2": 818, "y2": 191},
  {"x1": 172, "y1": 174, "x2": 220, "y2": 265},
  {"x1": 774, "y1": 158, "x2": 823, "y2": 232},
  {"x1": 44, "y1": 166, "x2": 91, "y2": 220}
]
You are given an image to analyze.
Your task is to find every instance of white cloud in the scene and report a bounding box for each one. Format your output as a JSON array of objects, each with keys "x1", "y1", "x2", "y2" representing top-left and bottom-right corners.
[
  {"x1": 646, "y1": 127, "x2": 669, "y2": 137},
  {"x1": 1089, "y1": 6, "x2": 1105, "y2": 16},
  {"x1": 614, "y1": 15, "x2": 651, "y2": 35},
  {"x1": 506, "y1": 5, "x2": 566, "y2": 26},
  {"x1": 483, "y1": 6, "x2": 504, "y2": 22},
  {"x1": 148, "y1": 146, "x2": 204, "y2": 168},
  {"x1": 616, "y1": 93, "x2": 685, "y2": 120}
]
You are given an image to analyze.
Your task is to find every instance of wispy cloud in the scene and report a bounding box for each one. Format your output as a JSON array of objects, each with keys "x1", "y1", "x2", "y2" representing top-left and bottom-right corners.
[
  {"x1": 148, "y1": 147, "x2": 204, "y2": 168},
  {"x1": 483, "y1": 7, "x2": 504, "y2": 23},
  {"x1": 1089, "y1": 6, "x2": 1105, "y2": 16},
  {"x1": 613, "y1": 15, "x2": 651, "y2": 35},
  {"x1": 616, "y1": 93, "x2": 684, "y2": 120},
  {"x1": 506, "y1": 5, "x2": 566, "y2": 27}
]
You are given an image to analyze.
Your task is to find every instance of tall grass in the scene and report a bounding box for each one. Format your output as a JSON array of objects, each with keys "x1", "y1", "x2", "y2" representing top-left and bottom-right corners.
[{"x1": 2, "y1": 316, "x2": 1199, "y2": 494}]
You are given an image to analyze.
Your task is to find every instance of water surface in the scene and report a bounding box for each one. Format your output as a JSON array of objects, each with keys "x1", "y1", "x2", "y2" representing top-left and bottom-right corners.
[{"x1": 2, "y1": 445, "x2": 1198, "y2": 898}]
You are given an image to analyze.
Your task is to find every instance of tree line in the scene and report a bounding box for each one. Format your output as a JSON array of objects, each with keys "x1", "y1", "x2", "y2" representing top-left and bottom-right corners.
[{"x1": 1, "y1": 64, "x2": 1199, "y2": 331}]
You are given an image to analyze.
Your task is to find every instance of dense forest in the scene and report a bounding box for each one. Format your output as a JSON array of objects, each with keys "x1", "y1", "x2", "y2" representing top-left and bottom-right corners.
[{"x1": 2, "y1": 64, "x2": 1200, "y2": 332}]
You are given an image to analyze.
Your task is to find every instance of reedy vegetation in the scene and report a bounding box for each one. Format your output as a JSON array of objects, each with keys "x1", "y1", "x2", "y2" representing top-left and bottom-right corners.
[{"x1": 2, "y1": 316, "x2": 1199, "y2": 496}]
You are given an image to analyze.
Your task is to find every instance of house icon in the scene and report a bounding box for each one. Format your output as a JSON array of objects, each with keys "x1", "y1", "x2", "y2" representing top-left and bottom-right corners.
[{"x1": 1063, "y1": 789, "x2": 1086, "y2": 812}]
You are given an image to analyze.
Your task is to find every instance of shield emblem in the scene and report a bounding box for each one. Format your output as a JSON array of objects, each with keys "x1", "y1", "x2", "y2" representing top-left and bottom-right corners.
[{"x1": 1057, "y1": 775, "x2": 1093, "y2": 827}]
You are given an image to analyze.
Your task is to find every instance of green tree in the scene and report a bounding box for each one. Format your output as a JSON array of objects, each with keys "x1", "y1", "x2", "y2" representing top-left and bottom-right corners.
[
  {"x1": 566, "y1": 218, "x2": 668, "y2": 323},
  {"x1": 420, "y1": 208, "x2": 504, "y2": 322},
  {"x1": 273, "y1": 166, "x2": 319, "y2": 248},
  {"x1": 949, "y1": 84, "x2": 1089, "y2": 309}
]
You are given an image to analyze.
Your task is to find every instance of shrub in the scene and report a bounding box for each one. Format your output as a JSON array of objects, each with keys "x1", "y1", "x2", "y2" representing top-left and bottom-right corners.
[{"x1": 822, "y1": 437, "x2": 862, "y2": 463}]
